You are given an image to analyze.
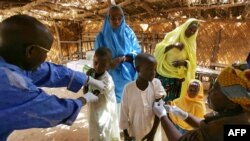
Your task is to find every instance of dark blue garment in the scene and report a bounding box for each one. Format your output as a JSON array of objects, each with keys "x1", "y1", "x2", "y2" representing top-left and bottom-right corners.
[
  {"x1": 95, "y1": 6, "x2": 141, "y2": 103},
  {"x1": 0, "y1": 57, "x2": 87, "y2": 141}
]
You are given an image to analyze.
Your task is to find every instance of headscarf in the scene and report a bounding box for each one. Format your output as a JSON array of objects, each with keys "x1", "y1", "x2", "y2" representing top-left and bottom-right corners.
[
  {"x1": 94, "y1": 5, "x2": 141, "y2": 103},
  {"x1": 154, "y1": 18, "x2": 199, "y2": 98},
  {"x1": 169, "y1": 79, "x2": 206, "y2": 130},
  {"x1": 217, "y1": 66, "x2": 250, "y2": 111}
]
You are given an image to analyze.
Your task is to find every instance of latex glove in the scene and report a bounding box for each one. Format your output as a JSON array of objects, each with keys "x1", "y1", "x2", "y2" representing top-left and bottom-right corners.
[
  {"x1": 153, "y1": 99, "x2": 167, "y2": 119},
  {"x1": 87, "y1": 76, "x2": 105, "y2": 91},
  {"x1": 169, "y1": 106, "x2": 188, "y2": 120},
  {"x1": 83, "y1": 92, "x2": 98, "y2": 103},
  {"x1": 163, "y1": 104, "x2": 172, "y2": 112}
]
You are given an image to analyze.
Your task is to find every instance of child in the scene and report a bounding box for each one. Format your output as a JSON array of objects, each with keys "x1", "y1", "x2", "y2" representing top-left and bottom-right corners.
[
  {"x1": 168, "y1": 79, "x2": 206, "y2": 134},
  {"x1": 119, "y1": 53, "x2": 166, "y2": 141},
  {"x1": 84, "y1": 47, "x2": 120, "y2": 141}
]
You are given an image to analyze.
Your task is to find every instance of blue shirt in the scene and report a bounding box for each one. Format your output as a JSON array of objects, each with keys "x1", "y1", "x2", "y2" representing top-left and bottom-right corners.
[{"x1": 0, "y1": 57, "x2": 87, "y2": 141}]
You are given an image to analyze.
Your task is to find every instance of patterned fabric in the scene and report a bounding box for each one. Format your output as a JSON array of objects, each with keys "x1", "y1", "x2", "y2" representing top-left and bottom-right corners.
[
  {"x1": 156, "y1": 74, "x2": 183, "y2": 102},
  {"x1": 217, "y1": 66, "x2": 250, "y2": 110},
  {"x1": 154, "y1": 18, "x2": 199, "y2": 98}
]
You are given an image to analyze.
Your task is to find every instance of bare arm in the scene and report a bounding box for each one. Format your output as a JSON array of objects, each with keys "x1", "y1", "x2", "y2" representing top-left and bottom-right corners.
[
  {"x1": 184, "y1": 114, "x2": 201, "y2": 128},
  {"x1": 164, "y1": 44, "x2": 175, "y2": 53},
  {"x1": 161, "y1": 116, "x2": 182, "y2": 141},
  {"x1": 142, "y1": 98, "x2": 163, "y2": 141},
  {"x1": 123, "y1": 129, "x2": 130, "y2": 139},
  {"x1": 165, "y1": 42, "x2": 184, "y2": 53},
  {"x1": 142, "y1": 116, "x2": 160, "y2": 141}
]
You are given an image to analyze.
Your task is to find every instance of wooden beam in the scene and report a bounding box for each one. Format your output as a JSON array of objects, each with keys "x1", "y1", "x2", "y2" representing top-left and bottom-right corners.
[
  {"x1": 53, "y1": 21, "x2": 63, "y2": 64},
  {"x1": 144, "y1": 0, "x2": 162, "y2": 2},
  {"x1": 98, "y1": 0, "x2": 133, "y2": 14},
  {"x1": 0, "y1": 0, "x2": 49, "y2": 14},
  {"x1": 161, "y1": 2, "x2": 249, "y2": 14},
  {"x1": 210, "y1": 29, "x2": 222, "y2": 64},
  {"x1": 108, "y1": 0, "x2": 116, "y2": 6},
  {"x1": 140, "y1": 2, "x2": 154, "y2": 14}
]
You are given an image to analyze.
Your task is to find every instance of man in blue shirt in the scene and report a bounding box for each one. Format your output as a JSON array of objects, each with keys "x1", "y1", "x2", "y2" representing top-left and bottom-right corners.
[{"x1": 0, "y1": 15, "x2": 105, "y2": 141}]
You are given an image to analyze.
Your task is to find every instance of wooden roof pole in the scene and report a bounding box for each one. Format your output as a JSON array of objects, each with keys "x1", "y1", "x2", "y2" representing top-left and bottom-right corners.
[
  {"x1": 108, "y1": 0, "x2": 116, "y2": 6},
  {"x1": 53, "y1": 21, "x2": 63, "y2": 64},
  {"x1": 162, "y1": 2, "x2": 249, "y2": 14},
  {"x1": 139, "y1": 1, "x2": 154, "y2": 14},
  {"x1": 0, "y1": 0, "x2": 49, "y2": 14},
  {"x1": 98, "y1": 0, "x2": 133, "y2": 15}
]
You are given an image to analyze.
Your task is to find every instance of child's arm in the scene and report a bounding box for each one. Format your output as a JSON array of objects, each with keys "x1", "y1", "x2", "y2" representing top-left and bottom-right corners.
[
  {"x1": 123, "y1": 129, "x2": 135, "y2": 141},
  {"x1": 142, "y1": 115, "x2": 160, "y2": 141},
  {"x1": 142, "y1": 98, "x2": 162, "y2": 141}
]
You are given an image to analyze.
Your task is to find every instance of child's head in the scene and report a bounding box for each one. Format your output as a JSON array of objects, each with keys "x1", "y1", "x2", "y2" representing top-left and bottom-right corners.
[
  {"x1": 135, "y1": 53, "x2": 157, "y2": 81},
  {"x1": 93, "y1": 47, "x2": 112, "y2": 74},
  {"x1": 187, "y1": 80, "x2": 201, "y2": 98}
]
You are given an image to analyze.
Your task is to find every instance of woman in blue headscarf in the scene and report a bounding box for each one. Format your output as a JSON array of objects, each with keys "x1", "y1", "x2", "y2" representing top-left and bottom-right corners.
[{"x1": 95, "y1": 5, "x2": 141, "y2": 105}]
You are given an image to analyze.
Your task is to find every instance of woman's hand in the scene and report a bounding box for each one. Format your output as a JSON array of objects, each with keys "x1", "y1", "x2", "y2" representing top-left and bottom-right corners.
[
  {"x1": 110, "y1": 56, "x2": 129, "y2": 69},
  {"x1": 164, "y1": 42, "x2": 184, "y2": 53},
  {"x1": 172, "y1": 60, "x2": 187, "y2": 67}
]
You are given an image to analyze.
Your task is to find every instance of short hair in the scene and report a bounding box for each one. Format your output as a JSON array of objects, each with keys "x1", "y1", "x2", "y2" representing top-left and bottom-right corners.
[
  {"x1": 0, "y1": 14, "x2": 53, "y2": 47},
  {"x1": 94, "y1": 47, "x2": 112, "y2": 61},
  {"x1": 135, "y1": 53, "x2": 156, "y2": 67},
  {"x1": 0, "y1": 14, "x2": 53, "y2": 62}
]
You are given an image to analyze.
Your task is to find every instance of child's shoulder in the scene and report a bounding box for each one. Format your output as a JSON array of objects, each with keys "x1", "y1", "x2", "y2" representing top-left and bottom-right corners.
[
  {"x1": 101, "y1": 71, "x2": 114, "y2": 82},
  {"x1": 151, "y1": 78, "x2": 161, "y2": 85},
  {"x1": 124, "y1": 80, "x2": 137, "y2": 89}
]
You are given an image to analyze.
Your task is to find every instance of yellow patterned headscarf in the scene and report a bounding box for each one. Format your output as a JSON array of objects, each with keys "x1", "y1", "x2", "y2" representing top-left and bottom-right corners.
[
  {"x1": 217, "y1": 66, "x2": 250, "y2": 110},
  {"x1": 154, "y1": 18, "x2": 199, "y2": 98},
  {"x1": 169, "y1": 79, "x2": 206, "y2": 130}
]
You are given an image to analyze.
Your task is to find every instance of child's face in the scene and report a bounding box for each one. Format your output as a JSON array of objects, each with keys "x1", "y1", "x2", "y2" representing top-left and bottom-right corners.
[
  {"x1": 187, "y1": 81, "x2": 200, "y2": 98},
  {"x1": 93, "y1": 55, "x2": 110, "y2": 74},
  {"x1": 138, "y1": 61, "x2": 157, "y2": 81}
]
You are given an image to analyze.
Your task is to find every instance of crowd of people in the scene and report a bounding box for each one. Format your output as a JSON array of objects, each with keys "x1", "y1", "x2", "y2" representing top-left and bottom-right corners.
[{"x1": 0, "y1": 4, "x2": 249, "y2": 141}]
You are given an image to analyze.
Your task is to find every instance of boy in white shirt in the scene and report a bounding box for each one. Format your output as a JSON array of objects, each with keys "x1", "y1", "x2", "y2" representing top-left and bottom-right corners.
[
  {"x1": 84, "y1": 47, "x2": 120, "y2": 141},
  {"x1": 120, "y1": 53, "x2": 166, "y2": 141}
]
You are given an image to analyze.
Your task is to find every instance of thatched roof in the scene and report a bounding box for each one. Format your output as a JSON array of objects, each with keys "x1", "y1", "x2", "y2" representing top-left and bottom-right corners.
[
  {"x1": 0, "y1": 0, "x2": 249, "y2": 23},
  {"x1": 0, "y1": 0, "x2": 249, "y2": 66}
]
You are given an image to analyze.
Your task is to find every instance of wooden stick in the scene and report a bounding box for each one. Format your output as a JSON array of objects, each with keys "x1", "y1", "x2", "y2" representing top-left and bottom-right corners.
[
  {"x1": 53, "y1": 21, "x2": 63, "y2": 64},
  {"x1": 0, "y1": 0, "x2": 49, "y2": 14}
]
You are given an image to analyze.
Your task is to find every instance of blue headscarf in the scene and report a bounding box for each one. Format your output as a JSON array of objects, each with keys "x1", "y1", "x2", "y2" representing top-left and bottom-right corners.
[{"x1": 95, "y1": 5, "x2": 141, "y2": 103}]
